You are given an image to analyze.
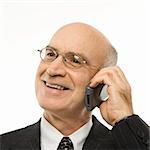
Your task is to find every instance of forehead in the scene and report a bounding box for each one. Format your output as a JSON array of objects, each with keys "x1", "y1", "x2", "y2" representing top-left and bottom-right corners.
[{"x1": 49, "y1": 24, "x2": 108, "y2": 66}]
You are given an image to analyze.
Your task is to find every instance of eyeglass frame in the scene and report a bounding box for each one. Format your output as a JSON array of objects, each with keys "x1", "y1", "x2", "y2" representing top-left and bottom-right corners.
[{"x1": 37, "y1": 46, "x2": 100, "y2": 71}]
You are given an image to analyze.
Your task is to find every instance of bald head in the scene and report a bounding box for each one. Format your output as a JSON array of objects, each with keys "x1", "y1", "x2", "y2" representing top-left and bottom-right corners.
[{"x1": 50, "y1": 22, "x2": 117, "y2": 68}]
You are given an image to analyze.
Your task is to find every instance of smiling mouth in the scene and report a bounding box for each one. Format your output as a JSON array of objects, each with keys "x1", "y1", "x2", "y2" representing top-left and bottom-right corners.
[{"x1": 43, "y1": 81, "x2": 69, "y2": 90}]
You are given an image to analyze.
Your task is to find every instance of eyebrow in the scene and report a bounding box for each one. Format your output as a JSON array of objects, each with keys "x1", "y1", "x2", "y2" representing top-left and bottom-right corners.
[{"x1": 46, "y1": 45, "x2": 58, "y2": 52}]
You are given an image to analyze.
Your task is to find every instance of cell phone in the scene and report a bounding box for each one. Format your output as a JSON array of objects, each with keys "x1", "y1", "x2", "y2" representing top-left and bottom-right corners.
[{"x1": 84, "y1": 84, "x2": 109, "y2": 111}]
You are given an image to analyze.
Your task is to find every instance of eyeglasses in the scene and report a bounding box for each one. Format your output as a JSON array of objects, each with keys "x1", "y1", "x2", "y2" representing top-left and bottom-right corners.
[{"x1": 37, "y1": 46, "x2": 99, "y2": 70}]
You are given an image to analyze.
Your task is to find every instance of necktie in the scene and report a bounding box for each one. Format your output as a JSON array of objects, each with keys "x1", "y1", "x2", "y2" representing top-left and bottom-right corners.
[{"x1": 57, "y1": 137, "x2": 74, "y2": 150}]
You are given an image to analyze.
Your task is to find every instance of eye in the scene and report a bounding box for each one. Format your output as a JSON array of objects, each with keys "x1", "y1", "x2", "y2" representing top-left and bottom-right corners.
[
  {"x1": 65, "y1": 52, "x2": 86, "y2": 68},
  {"x1": 72, "y1": 55, "x2": 82, "y2": 64},
  {"x1": 44, "y1": 48, "x2": 57, "y2": 61},
  {"x1": 46, "y1": 49, "x2": 55, "y2": 56}
]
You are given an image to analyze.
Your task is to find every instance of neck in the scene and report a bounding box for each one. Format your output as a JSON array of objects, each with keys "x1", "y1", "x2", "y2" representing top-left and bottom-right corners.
[{"x1": 43, "y1": 109, "x2": 91, "y2": 136}]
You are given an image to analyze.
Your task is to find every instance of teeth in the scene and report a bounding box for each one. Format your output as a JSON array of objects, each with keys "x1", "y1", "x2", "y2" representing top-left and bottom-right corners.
[{"x1": 45, "y1": 83, "x2": 65, "y2": 90}]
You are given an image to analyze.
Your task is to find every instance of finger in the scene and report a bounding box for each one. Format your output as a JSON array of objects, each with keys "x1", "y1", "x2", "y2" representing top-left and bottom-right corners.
[
  {"x1": 115, "y1": 66, "x2": 131, "y2": 86},
  {"x1": 90, "y1": 66, "x2": 130, "y2": 90},
  {"x1": 89, "y1": 72, "x2": 115, "y2": 87}
]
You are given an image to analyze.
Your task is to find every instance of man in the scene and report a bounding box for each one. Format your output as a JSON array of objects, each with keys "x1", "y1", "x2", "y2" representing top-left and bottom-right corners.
[{"x1": 0, "y1": 22, "x2": 149, "y2": 150}]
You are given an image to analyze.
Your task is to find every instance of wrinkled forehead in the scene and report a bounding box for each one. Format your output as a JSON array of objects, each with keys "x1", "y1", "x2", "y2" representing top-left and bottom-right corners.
[{"x1": 48, "y1": 23, "x2": 109, "y2": 66}]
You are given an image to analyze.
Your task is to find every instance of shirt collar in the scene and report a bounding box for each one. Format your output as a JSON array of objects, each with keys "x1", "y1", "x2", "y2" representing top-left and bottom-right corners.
[{"x1": 40, "y1": 115, "x2": 93, "y2": 150}]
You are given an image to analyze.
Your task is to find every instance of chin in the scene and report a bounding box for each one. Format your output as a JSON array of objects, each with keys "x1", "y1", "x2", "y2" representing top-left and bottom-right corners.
[{"x1": 38, "y1": 97, "x2": 71, "y2": 111}]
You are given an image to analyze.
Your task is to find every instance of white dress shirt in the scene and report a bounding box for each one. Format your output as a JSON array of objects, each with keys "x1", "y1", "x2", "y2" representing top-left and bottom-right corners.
[{"x1": 40, "y1": 116, "x2": 93, "y2": 150}]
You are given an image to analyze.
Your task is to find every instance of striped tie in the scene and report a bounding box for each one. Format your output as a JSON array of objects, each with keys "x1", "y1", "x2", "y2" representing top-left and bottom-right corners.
[{"x1": 57, "y1": 137, "x2": 74, "y2": 150}]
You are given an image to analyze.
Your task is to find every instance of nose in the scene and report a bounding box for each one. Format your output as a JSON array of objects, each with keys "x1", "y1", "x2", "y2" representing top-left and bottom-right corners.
[{"x1": 46, "y1": 56, "x2": 67, "y2": 77}]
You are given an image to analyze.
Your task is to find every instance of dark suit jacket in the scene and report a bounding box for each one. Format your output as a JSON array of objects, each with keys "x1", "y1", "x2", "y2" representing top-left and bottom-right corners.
[{"x1": 0, "y1": 115, "x2": 149, "y2": 150}]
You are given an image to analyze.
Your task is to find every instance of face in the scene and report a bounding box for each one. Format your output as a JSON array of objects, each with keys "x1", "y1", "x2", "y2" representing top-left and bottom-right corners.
[{"x1": 35, "y1": 23, "x2": 107, "y2": 115}]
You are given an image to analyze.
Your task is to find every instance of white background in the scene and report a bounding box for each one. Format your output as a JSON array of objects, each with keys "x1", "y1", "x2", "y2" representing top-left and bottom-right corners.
[{"x1": 0, "y1": 0, "x2": 149, "y2": 134}]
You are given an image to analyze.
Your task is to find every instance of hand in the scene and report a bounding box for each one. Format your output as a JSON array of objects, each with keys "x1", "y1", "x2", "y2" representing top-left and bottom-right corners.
[{"x1": 90, "y1": 66, "x2": 134, "y2": 126}]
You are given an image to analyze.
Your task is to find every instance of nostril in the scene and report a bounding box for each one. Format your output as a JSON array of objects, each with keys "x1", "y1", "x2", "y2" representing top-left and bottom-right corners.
[
  {"x1": 46, "y1": 63, "x2": 67, "y2": 77},
  {"x1": 43, "y1": 81, "x2": 46, "y2": 85}
]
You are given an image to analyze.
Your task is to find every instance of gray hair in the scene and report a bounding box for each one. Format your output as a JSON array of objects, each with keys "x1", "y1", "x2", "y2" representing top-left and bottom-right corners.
[{"x1": 102, "y1": 46, "x2": 118, "y2": 68}]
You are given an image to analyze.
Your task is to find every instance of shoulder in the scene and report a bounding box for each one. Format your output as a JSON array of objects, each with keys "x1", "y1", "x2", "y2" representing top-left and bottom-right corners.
[
  {"x1": 85, "y1": 115, "x2": 149, "y2": 149},
  {"x1": 0, "y1": 120, "x2": 40, "y2": 138},
  {"x1": 0, "y1": 120, "x2": 41, "y2": 149}
]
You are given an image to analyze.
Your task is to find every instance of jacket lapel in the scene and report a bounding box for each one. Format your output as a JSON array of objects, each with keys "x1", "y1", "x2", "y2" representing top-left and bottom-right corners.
[
  {"x1": 27, "y1": 116, "x2": 114, "y2": 150},
  {"x1": 82, "y1": 115, "x2": 114, "y2": 150}
]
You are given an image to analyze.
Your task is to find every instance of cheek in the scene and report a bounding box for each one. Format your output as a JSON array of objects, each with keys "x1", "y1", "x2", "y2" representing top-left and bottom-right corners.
[
  {"x1": 69, "y1": 74, "x2": 91, "y2": 109},
  {"x1": 36, "y1": 62, "x2": 46, "y2": 75},
  {"x1": 74, "y1": 72, "x2": 92, "y2": 88},
  {"x1": 69, "y1": 71, "x2": 92, "y2": 100},
  {"x1": 35, "y1": 62, "x2": 46, "y2": 91},
  {"x1": 35, "y1": 62, "x2": 47, "y2": 80},
  {"x1": 69, "y1": 69, "x2": 96, "y2": 103}
]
